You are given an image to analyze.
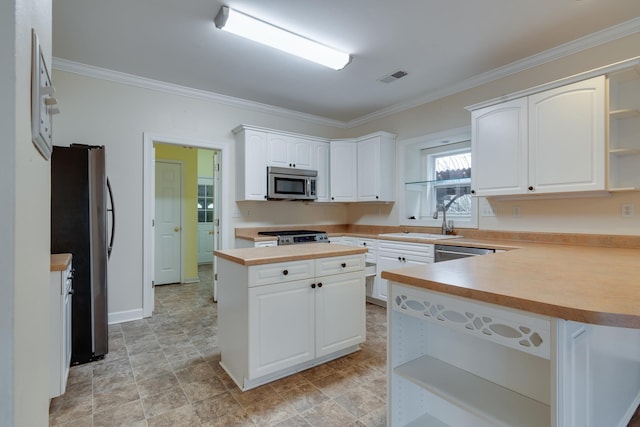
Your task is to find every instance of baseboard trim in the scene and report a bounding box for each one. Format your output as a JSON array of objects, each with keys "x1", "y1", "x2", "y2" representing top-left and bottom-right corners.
[
  {"x1": 108, "y1": 308, "x2": 144, "y2": 325},
  {"x1": 183, "y1": 277, "x2": 200, "y2": 284}
]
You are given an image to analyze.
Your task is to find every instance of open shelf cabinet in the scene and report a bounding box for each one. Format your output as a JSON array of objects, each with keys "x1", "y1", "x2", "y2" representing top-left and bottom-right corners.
[{"x1": 608, "y1": 67, "x2": 640, "y2": 191}]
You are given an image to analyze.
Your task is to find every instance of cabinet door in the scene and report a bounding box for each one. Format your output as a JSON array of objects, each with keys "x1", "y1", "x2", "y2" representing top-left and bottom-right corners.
[
  {"x1": 236, "y1": 129, "x2": 267, "y2": 201},
  {"x1": 312, "y1": 141, "x2": 330, "y2": 202},
  {"x1": 315, "y1": 271, "x2": 365, "y2": 357},
  {"x1": 292, "y1": 139, "x2": 313, "y2": 169},
  {"x1": 330, "y1": 140, "x2": 357, "y2": 201},
  {"x1": 248, "y1": 280, "x2": 315, "y2": 378},
  {"x1": 376, "y1": 251, "x2": 432, "y2": 301},
  {"x1": 528, "y1": 76, "x2": 605, "y2": 194},
  {"x1": 357, "y1": 136, "x2": 381, "y2": 201},
  {"x1": 266, "y1": 133, "x2": 293, "y2": 168},
  {"x1": 267, "y1": 134, "x2": 314, "y2": 169},
  {"x1": 471, "y1": 97, "x2": 528, "y2": 196}
]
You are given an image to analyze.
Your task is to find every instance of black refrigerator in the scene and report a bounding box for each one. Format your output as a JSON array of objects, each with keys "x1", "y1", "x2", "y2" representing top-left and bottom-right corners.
[{"x1": 51, "y1": 144, "x2": 114, "y2": 364}]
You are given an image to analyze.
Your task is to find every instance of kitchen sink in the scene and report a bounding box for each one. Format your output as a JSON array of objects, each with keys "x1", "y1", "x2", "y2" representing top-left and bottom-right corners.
[{"x1": 378, "y1": 232, "x2": 463, "y2": 240}]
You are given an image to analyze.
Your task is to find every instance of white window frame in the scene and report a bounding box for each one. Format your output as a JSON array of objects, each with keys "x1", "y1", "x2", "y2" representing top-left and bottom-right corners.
[{"x1": 398, "y1": 126, "x2": 478, "y2": 229}]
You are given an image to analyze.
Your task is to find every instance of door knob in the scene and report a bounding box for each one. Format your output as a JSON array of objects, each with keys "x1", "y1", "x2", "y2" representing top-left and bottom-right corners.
[{"x1": 174, "y1": 227, "x2": 180, "y2": 232}]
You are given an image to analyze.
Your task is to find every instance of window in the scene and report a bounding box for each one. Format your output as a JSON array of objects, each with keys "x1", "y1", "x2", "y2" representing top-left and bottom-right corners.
[
  {"x1": 423, "y1": 148, "x2": 472, "y2": 220},
  {"x1": 197, "y1": 184, "x2": 214, "y2": 223},
  {"x1": 400, "y1": 127, "x2": 476, "y2": 228}
]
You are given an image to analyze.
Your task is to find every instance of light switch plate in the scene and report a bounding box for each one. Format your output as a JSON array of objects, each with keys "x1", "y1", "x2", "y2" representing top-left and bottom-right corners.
[{"x1": 31, "y1": 29, "x2": 54, "y2": 160}]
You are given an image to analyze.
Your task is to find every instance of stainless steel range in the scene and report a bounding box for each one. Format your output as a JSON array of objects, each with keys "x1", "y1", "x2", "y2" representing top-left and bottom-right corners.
[{"x1": 257, "y1": 229, "x2": 329, "y2": 245}]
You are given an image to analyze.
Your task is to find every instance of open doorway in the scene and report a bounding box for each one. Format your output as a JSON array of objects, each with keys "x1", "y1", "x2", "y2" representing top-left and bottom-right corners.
[{"x1": 143, "y1": 133, "x2": 230, "y2": 318}]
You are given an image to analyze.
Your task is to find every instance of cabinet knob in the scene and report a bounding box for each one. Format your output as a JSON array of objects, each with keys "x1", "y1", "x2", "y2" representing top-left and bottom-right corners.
[
  {"x1": 317, "y1": 282, "x2": 323, "y2": 288},
  {"x1": 264, "y1": 195, "x2": 268, "y2": 199},
  {"x1": 283, "y1": 269, "x2": 289, "y2": 276},
  {"x1": 311, "y1": 283, "x2": 316, "y2": 289},
  {"x1": 293, "y1": 164, "x2": 296, "y2": 168},
  {"x1": 341, "y1": 262, "x2": 346, "y2": 268},
  {"x1": 376, "y1": 196, "x2": 379, "y2": 199},
  {"x1": 528, "y1": 186, "x2": 534, "y2": 191},
  {"x1": 398, "y1": 257, "x2": 402, "y2": 261},
  {"x1": 471, "y1": 189, "x2": 476, "y2": 195},
  {"x1": 402, "y1": 257, "x2": 406, "y2": 262},
  {"x1": 362, "y1": 242, "x2": 367, "y2": 246},
  {"x1": 331, "y1": 197, "x2": 335, "y2": 200}
]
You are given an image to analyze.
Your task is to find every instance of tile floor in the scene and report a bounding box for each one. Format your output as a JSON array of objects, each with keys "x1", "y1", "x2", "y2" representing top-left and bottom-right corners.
[
  {"x1": 49, "y1": 264, "x2": 387, "y2": 426},
  {"x1": 48, "y1": 264, "x2": 640, "y2": 427}
]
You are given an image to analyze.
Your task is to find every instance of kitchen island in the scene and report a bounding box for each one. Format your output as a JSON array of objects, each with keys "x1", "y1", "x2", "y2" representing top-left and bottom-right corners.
[
  {"x1": 382, "y1": 244, "x2": 640, "y2": 427},
  {"x1": 215, "y1": 243, "x2": 368, "y2": 391}
]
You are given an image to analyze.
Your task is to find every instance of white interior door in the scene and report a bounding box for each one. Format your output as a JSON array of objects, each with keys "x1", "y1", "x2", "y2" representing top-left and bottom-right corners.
[{"x1": 155, "y1": 161, "x2": 182, "y2": 285}]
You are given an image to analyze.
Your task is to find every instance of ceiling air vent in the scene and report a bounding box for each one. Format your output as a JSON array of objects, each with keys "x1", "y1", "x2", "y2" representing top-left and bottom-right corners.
[{"x1": 378, "y1": 70, "x2": 408, "y2": 83}]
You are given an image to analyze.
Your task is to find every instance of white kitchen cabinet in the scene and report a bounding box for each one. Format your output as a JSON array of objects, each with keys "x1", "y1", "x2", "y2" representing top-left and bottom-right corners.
[
  {"x1": 329, "y1": 139, "x2": 358, "y2": 202},
  {"x1": 388, "y1": 282, "x2": 640, "y2": 427},
  {"x1": 234, "y1": 126, "x2": 268, "y2": 201},
  {"x1": 357, "y1": 133, "x2": 396, "y2": 202},
  {"x1": 311, "y1": 141, "x2": 331, "y2": 202},
  {"x1": 249, "y1": 278, "x2": 315, "y2": 378},
  {"x1": 470, "y1": 76, "x2": 606, "y2": 197},
  {"x1": 266, "y1": 133, "x2": 313, "y2": 170},
  {"x1": 607, "y1": 67, "x2": 640, "y2": 191},
  {"x1": 234, "y1": 238, "x2": 277, "y2": 248},
  {"x1": 471, "y1": 98, "x2": 528, "y2": 196},
  {"x1": 375, "y1": 240, "x2": 433, "y2": 301},
  {"x1": 50, "y1": 255, "x2": 73, "y2": 398},
  {"x1": 218, "y1": 253, "x2": 365, "y2": 390}
]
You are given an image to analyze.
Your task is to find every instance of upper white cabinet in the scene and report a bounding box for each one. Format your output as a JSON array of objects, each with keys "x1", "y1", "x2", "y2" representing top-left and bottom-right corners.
[
  {"x1": 608, "y1": 67, "x2": 640, "y2": 191},
  {"x1": 266, "y1": 133, "x2": 313, "y2": 169},
  {"x1": 470, "y1": 76, "x2": 606, "y2": 197},
  {"x1": 472, "y1": 98, "x2": 528, "y2": 196},
  {"x1": 329, "y1": 139, "x2": 358, "y2": 202},
  {"x1": 330, "y1": 132, "x2": 397, "y2": 202},
  {"x1": 234, "y1": 125, "x2": 396, "y2": 202},
  {"x1": 311, "y1": 140, "x2": 331, "y2": 202},
  {"x1": 357, "y1": 133, "x2": 396, "y2": 202},
  {"x1": 528, "y1": 76, "x2": 605, "y2": 194},
  {"x1": 234, "y1": 127, "x2": 268, "y2": 201}
]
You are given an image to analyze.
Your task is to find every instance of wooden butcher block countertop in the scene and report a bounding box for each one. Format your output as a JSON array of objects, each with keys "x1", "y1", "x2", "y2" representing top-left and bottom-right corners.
[
  {"x1": 50, "y1": 253, "x2": 72, "y2": 271},
  {"x1": 215, "y1": 243, "x2": 367, "y2": 266},
  {"x1": 382, "y1": 243, "x2": 640, "y2": 328}
]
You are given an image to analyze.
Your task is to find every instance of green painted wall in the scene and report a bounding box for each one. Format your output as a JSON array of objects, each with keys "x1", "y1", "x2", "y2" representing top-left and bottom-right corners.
[
  {"x1": 197, "y1": 149, "x2": 214, "y2": 177},
  {"x1": 155, "y1": 144, "x2": 198, "y2": 281}
]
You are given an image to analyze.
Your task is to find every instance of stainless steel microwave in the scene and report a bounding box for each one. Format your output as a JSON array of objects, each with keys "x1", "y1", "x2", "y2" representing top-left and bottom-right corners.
[{"x1": 267, "y1": 166, "x2": 317, "y2": 200}]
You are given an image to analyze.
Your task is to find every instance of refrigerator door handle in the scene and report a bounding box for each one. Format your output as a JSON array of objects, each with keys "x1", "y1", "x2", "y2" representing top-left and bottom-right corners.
[{"x1": 107, "y1": 177, "x2": 115, "y2": 259}]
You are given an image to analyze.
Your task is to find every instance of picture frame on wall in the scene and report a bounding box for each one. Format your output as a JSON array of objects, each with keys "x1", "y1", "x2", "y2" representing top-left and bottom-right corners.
[{"x1": 31, "y1": 29, "x2": 58, "y2": 160}]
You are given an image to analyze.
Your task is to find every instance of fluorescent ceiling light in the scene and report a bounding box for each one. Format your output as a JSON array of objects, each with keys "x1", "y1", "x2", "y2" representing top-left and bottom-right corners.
[{"x1": 214, "y1": 6, "x2": 351, "y2": 70}]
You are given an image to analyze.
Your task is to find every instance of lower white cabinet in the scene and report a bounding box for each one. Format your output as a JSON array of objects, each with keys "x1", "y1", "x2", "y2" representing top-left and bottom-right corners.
[
  {"x1": 50, "y1": 255, "x2": 73, "y2": 398},
  {"x1": 219, "y1": 254, "x2": 366, "y2": 390},
  {"x1": 375, "y1": 240, "x2": 433, "y2": 301},
  {"x1": 388, "y1": 282, "x2": 640, "y2": 427}
]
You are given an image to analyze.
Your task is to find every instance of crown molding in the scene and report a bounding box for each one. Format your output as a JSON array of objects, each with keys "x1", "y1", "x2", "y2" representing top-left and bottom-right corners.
[
  {"x1": 345, "y1": 17, "x2": 640, "y2": 128},
  {"x1": 52, "y1": 58, "x2": 348, "y2": 129},
  {"x1": 53, "y1": 17, "x2": 639, "y2": 130}
]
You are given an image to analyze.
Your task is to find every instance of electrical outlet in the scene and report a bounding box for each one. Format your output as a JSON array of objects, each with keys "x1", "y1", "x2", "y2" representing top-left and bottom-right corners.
[
  {"x1": 481, "y1": 205, "x2": 495, "y2": 217},
  {"x1": 512, "y1": 206, "x2": 521, "y2": 218},
  {"x1": 622, "y1": 203, "x2": 634, "y2": 218},
  {"x1": 232, "y1": 208, "x2": 241, "y2": 218}
]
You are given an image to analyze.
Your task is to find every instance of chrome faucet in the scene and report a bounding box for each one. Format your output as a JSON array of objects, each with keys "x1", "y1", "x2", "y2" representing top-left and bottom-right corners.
[{"x1": 432, "y1": 195, "x2": 462, "y2": 235}]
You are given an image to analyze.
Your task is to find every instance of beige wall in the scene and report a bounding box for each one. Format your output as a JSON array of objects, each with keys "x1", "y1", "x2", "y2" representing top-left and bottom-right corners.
[{"x1": 1, "y1": 0, "x2": 53, "y2": 425}]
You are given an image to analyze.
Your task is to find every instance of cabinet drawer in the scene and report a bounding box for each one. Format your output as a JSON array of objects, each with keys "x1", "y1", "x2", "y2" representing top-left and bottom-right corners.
[
  {"x1": 315, "y1": 254, "x2": 364, "y2": 276},
  {"x1": 378, "y1": 240, "x2": 434, "y2": 257},
  {"x1": 248, "y1": 259, "x2": 314, "y2": 287}
]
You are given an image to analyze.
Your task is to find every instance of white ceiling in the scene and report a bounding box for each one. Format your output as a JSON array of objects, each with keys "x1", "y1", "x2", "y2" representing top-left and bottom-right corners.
[{"x1": 52, "y1": 0, "x2": 640, "y2": 125}]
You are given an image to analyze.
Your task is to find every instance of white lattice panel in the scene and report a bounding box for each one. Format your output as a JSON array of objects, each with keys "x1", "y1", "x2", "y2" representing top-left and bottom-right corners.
[{"x1": 391, "y1": 283, "x2": 551, "y2": 359}]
